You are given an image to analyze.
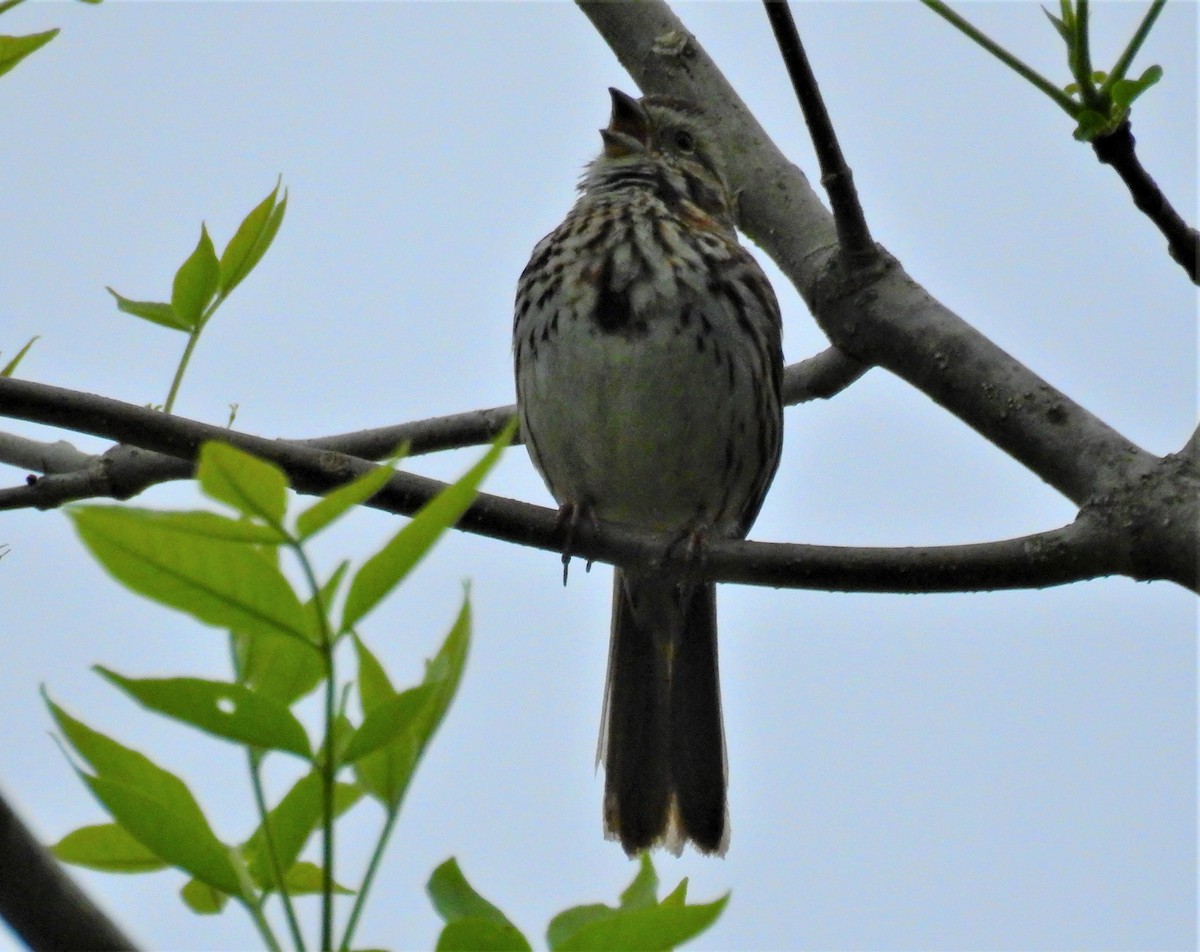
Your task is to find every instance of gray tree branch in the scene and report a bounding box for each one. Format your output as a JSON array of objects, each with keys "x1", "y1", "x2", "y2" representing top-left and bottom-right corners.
[{"x1": 0, "y1": 787, "x2": 137, "y2": 951}]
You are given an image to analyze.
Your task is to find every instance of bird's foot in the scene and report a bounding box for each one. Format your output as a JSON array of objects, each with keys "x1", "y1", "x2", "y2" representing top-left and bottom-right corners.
[
  {"x1": 555, "y1": 500, "x2": 599, "y2": 585},
  {"x1": 664, "y1": 524, "x2": 710, "y2": 586}
]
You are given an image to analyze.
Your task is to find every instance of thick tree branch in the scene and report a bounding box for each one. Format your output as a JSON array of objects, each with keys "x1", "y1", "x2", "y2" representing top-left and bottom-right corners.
[
  {"x1": 0, "y1": 786, "x2": 137, "y2": 951},
  {"x1": 576, "y1": 0, "x2": 1166, "y2": 506},
  {"x1": 1, "y1": 377, "x2": 1192, "y2": 593},
  {"x1": 1182, "y1": 422, "x2": 1200, "y2": 462}
]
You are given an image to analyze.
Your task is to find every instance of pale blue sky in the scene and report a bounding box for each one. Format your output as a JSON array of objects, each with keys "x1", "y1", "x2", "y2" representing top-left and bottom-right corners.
[{"x1": 1, "y1": 2, "x2": 1196, "y2": 950}]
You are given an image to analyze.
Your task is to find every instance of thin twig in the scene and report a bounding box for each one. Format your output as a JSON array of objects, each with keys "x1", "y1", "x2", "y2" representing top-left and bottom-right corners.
[
  {"x1": 1093, "y1": 121, "x2": 1200, "y2": 284},
  {"x1": 761, "y1": 0, "x2": 874, "y2": 258}
]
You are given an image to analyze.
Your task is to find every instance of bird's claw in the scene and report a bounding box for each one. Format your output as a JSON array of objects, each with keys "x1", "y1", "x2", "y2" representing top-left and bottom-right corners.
[{"x1": 555, "y1": 501, "x2": 599, "y2": 585}]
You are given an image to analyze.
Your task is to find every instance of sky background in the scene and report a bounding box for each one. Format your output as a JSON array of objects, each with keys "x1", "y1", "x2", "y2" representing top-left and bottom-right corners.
[{"x1": 1, "y1": 2, "x2": 1196, "y2": 950}]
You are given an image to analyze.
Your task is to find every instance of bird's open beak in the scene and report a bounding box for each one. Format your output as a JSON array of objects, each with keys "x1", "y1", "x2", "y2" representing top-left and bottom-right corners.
[{"x1": 600, "y1": 87, "x2": 650, "y2": 158}]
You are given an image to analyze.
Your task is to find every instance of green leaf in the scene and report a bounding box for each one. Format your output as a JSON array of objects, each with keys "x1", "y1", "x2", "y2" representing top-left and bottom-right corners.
[
  {"x1": 354, "y1": 595, "x2": 470, "y2": 805},
  {"x1": 427, "y1": 858, "x2": 514, "y2": 927},
  {"x1": 197, "y1": 442, "x2": 289, "y2": 528},
  {"x1": 353, "y1": 633, "x2": 395, "y2": 712},
  {"x1": 171, "y1": 224, "x2": 220, "y2": 330},
  {"x1": 412, "y1": 595, "x2": 471, "y2": 747},
  {"x1": 95, "y1": 667, "x2": 311, "y2": 758},
  {"x1": 111, "y1": 509, "x2": 285, "y2": 544},
  {"x1": 342, "y1": 683, "x2": 436, "y2": 764},
  {"x1": 1040, "y1": 6, "x2": 1070, "y2": 43},
  {"x1": 180, "y1": 877, "x2": 229, "y2": 914},
  {"x1": 52, "y1": 822, "x2": 167, "y2": 873},
  {"x1": 353, "y1": 733, "x2": 417, "y2": 808},
  {"x1": 660, "y1": 879, "x2": 687, "y2": 907},
  {"x1": 295, "y1": 455, "x2": 403, "y2": 541},
  {"x1": 1138, "y1": 63, "x2": 1163, "y2": 86},
  {"x1": 219, "y1": 180, "x2": 287, "y2": 296},
  {"x1": 282, "y1": 861, "x2": 354, "y2": 896},
  {"x1": 550, "y1": 895, "x2": 729, "y2": 952},
  {"x1": 0, "y1": 0, "x2": 31, "y2": 15},
  {"x1": 351, "y1": 630, "x2": 421, "y2": 806},
  {"x1": 244, "y1": 770, "x2": 321, "y2": 887},
  {"x1": 1057, "y1": 0, "x2": 1073, "y2": 31},
  {"x1": 548, "y1": 858, "x2": 725, "y2": 951},
  {"x1": 1072, "y1": 108, "x2": 1110, "y2": 141},
  {"x1": 436, "y1": 919, "x2": 532, "y2": 952},
  {"x1": 0, "y1": 29, "x2": 57, "y2": 79},
  {"x1": 235, "y1": 628, "x2": 324, "y2": 704},
  {"x1": 1110, "y1": 64, "x2": 1162, "y2": 110},
  {"x1": 341, "y1": 421, "x2": 514, "y2": 631},
  {"x1": 619, "y1": 854, "x2": 658, "y2": 910},
  {"x1": 333, "y1": 779, "x2": 364, "y2": 815},
  {"x1": 242, "y1": 772, "x2": 359, "y2": 891},
  {"x1": 546, "y1": 906, "x2": 613, "y2": 950},
  {"x1": 107, "y1": 288, "x2": 190, "y2": 331},
  {"x1": 0, "y1": 335, "x2": 38, "y2": 377},
  {"x1": 80, "y1": 772, "x2": 244, "y2": 896},
  {"x1": 70, "y1": 505, "x2": 310, "y2": 643},
  {"x1": 47, "y1": 696, "x2": 244, "y2": 896},
  {"x1": 1108, "y1": 80, "x2": 1137, "y2": 112}
]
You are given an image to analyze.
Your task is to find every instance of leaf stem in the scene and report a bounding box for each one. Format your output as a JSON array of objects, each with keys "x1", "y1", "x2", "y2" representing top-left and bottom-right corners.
[
  {"x1": 163, "y1": 329, "x2": 200, "y2": 414},
  {"x1": 242, "y1": 897, "x2": 285, "y2": 952},
  {"x1": 338, "y1": 802, "x2": 402, "y2": 951},
  {"x1": 1071, "y1": 0, "x2": 1098, "y2": 105},
  {"x1": 162, "y1": 296, "x2": 222, "y2": 414},
  {"x1": 248, "y1": 751, "x2": 307, "y2": 951},
  {"x1": 920, "y1": 0, "x2": 1078, "y2": 115},
  {"x1": 1101, "y1": 0, "x2": 1167, "y2": 92},
  {"x1": 294, "y1": 544, "x2": 338, "y2": 951}
]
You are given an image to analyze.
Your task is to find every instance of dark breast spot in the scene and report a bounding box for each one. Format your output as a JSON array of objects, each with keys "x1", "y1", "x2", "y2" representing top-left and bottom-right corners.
[{"x1": 592, "y1": 253, "x2": 648, "y2": 338}]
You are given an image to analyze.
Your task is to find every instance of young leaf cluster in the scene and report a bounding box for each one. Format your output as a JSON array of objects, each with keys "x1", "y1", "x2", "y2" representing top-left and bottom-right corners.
[
  {"x1": 49, "y1": 429, "x2": 512, "y2": 951},
  {"x1": 107, "y1": 181, "x2": 288, "y2": 412},
  {"x1": 427, "y1": 855, "x2": 728, "y2": 952},
  {"x1": 921, "y1": 0, "x2": 1165, "y2": 140}
]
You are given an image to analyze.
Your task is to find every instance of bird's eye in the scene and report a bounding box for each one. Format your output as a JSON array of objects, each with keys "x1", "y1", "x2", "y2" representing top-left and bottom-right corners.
[{"x1": 673, "y1": 129, "x2": 696, "y2": 153}]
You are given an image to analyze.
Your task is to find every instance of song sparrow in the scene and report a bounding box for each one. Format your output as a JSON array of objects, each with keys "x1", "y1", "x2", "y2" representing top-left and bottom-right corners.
[{"x1": 514, "y1": 88, "x2": 783, "y2": 856}]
